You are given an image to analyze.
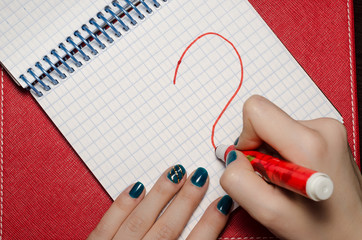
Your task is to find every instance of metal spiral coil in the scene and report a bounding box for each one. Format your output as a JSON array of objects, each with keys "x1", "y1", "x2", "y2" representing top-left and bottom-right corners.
[{"x1": 20, "y1": 0, "x2": 165, "y2": 97}]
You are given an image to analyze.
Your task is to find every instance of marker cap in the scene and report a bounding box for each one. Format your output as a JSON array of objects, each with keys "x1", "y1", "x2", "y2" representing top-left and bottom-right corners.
[
  {"x1": 215, "y1": 144, "x2": 229, "y2": 161},
  {"x1": 306, "y1": 172, "x2": 334, "y2": 201}
]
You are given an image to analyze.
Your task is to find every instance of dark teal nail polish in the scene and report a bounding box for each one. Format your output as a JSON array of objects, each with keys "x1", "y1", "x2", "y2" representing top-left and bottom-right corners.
[
  {"x1": 217, "y1": 195, "x2": 233, "y2": 215},
  {"x1": 226, "y1": 150, "x2": 237, "y2": 166},
  {"x1": 191, "y1": 167, "x2": 208, "y2": 187},
  {"x1": 234, "y1": 137, "x2": 239, "y2": 146},
  {"x1": 129, "y1": 181, "x2": 144, "y2": 198},
  {"x1": 167, "y1": 164, "x2": 186, "y2": 184}
]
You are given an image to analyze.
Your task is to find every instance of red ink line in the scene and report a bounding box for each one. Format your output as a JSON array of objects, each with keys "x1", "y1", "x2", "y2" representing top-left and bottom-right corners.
[{"x1": 173, "y1": 32, "x2": 244, "y2": 149}]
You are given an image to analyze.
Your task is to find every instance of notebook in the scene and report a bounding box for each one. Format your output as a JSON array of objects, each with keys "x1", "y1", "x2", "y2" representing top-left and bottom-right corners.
[{"x1": 0, "y1": 0, "x2": 342, "y2": 238}]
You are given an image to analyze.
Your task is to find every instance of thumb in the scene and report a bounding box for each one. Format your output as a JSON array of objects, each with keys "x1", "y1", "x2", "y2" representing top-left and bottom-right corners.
[{"x1": 220, "y1": 149, "x2": 288, "y2": 224}]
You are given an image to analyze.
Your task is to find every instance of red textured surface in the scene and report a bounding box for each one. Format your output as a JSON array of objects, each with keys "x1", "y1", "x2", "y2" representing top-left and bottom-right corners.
[
  {"x1": 249, "y1": 0, "x2": 359, "y2": 167},
  {"x1": 2, "y1": 0, "x2": 359, "y2": 239}
]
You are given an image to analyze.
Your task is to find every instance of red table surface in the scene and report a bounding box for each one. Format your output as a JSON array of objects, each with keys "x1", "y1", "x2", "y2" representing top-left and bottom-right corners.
[{"x1": 2, "y1": 0, "x2": 359, "y2": 239}]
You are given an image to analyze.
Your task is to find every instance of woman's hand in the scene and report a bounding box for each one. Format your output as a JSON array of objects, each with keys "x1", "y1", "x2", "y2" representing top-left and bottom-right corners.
[
  {"x1": 220, "y1": 95, "x2": 362, "y2": 239},
  {"x1": 88, "y1": 165, "x2": 233, "y2": 240}
]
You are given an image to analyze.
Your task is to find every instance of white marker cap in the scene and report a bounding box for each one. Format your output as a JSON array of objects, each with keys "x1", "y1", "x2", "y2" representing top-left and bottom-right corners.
[
  {"x1": 306, "y1": 172, "x2": 334, "y2": 201},
  {"x1": 215, "y1": 144, "x2": 230, "y2": 161}
]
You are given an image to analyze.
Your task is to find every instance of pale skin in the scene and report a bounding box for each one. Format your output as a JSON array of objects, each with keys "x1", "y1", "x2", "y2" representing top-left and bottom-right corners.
[
  {"x1": 89, "y1": 95, "x2": 362, "y2": 239},
  {"x1": 87, "y1": 167, "x2": 230, "y2": 240}
]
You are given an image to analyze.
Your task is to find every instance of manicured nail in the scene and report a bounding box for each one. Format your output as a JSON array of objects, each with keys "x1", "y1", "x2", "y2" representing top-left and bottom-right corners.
[
  {"x1": 217, "y1": 195, "x2": 233, "y2": 215},
  {"x1": 129, "y1": 181, "x2": 144, "y2": 198},
  {"x1": 234, "y1": 137, "x2": 239, "y2": 146},
  {"x1": 191, "y1": 167, "x2": 208, "y2": 187},
  {"x1": 167, "y1": 164, "x2": 186, "y2": 184},
  {"x1": 226, "y1": 150, "x2": 237, "y2": 166}
]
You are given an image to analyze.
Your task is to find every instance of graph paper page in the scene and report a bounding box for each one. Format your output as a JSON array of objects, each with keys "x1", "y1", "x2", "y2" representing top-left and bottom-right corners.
[
  {"x1": 34, "y1": 0, "x2": 341, "y2": 238},
  {"x1": 0, "y1": 0, "x2": 110, "y2": 87}
]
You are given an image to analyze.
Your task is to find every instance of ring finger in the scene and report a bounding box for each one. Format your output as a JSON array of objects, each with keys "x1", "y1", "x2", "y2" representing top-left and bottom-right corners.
[
  {"x1": 143, "y1": 167, "x2": 209, "y2": 240},
  {"x1": 113, "y1": 164, "x2": 187, "y2": 239}
]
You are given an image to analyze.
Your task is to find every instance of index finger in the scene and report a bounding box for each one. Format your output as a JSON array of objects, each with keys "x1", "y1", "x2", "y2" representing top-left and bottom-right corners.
[{"x1": 235, "y1": 95, "x2": 323, "y2": 166}]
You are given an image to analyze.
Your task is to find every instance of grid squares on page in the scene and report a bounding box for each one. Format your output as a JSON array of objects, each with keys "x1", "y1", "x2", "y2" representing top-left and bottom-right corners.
[
  {"x1": 34, "y1": 0, "x2": 342, "y2": 238},
  {"x1": 0, "y1": 0, "x2": 110, "y2": 86}
]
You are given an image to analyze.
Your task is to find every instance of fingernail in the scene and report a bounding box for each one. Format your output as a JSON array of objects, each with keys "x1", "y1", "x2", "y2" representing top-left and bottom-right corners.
[
  {"x1": 226, "y1": 150, "x2": 237, "y2": 166},
  {"x1": 191, "y1": 167, "x2": 208, "y2": 187},
  {"x1": 234, "y1": 137, "x2": 239, "y2": 146},
  {"x1": 167, "y1": 164, "x2": 186, "y2": 184},
  {"x1": 129, "y1": 181, "x2": 144, "y2": 198},
  {"x1": 217, "y1": 195, "x2": 233, "y2": 215}
]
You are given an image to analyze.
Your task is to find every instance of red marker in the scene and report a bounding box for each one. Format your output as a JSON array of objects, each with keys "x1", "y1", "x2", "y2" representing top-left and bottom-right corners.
[{"x1": 215, "y1": 145, "x2": 333, "y2": 201}]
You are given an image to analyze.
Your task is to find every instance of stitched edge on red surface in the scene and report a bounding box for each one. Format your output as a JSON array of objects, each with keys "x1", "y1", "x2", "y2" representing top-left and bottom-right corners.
[
  {"x1": 0, "y1": 2, "x2": 357, "y2": 239},
  {"x1": 347, "y1": 0, "x2": 358, "y2": 163},
  {"x1": 1, "y1": 67, "x2": 3, "y2": 238}
]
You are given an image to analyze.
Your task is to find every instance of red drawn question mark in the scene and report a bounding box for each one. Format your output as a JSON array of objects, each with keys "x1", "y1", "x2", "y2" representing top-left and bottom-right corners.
[{"x1": 173, "y1": 32, "x2": 244, "y2": 149}]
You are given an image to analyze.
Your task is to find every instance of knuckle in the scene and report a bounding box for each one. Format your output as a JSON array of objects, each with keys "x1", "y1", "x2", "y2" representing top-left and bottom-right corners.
[
  {"x1": 302, "y1": 119, "x2": 347, "y2": 161},
  {"x1": 179, "y1": 191, "x2": 194, "y2": 203},
  {"x1": 219, "y1": 172, "x2": 229, "y2": 189},
  {"x1": 153, "y1": 181, "x2": 171, "y2": 196},
  {"x1": 197, "y1": 208, "x2": 225, "y2": 234},
  {"x1": 254, "y1": 204, "x2": 281, "y2": 228},
  {"x1": 243, "y1": 95, "x2": 266, "y2": 117},
  {"x1": 302, "y1": 131, "x2": 326, "y2": 155},
  {"x1": 125, "y1": 215, "x2": 145, "y2": 233},
  {"x1": 89, "y1": 222, "x2": 110, "y2": 239},
  {"x1": 202, "y1": 220, "x2": 221, "y2": 237},
  {"x1": 324, "y1": 118, "x2": 348, "y2": 142},
  {"x1": 220, "y1": 168, "x2": 241, "y2": 192},
  {"x1": 155, "y1": 173, "x2": 182, "y2": 195},
  {"x1": 113, "y1": 195, "x2": 131, "y2": 213},
  {"x1": 178, "y1": 185, "x2": 200, "y2": 203},
  {"x1": 294, "y1": 126, "x2": 328, "y2": 163},
  {"x1": 155, "y1": 223, "x2": 176, "y2": 240}
]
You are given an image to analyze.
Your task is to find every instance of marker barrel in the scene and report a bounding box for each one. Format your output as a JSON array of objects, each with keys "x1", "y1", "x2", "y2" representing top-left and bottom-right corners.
[{"x1": 216, "y1": 145, "x2": 333, "y2": 201}]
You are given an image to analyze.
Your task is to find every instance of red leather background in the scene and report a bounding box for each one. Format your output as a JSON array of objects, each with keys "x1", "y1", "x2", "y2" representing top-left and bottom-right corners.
[{"x1": 2, "y1": 0, "x2": 359, "y2": 239}]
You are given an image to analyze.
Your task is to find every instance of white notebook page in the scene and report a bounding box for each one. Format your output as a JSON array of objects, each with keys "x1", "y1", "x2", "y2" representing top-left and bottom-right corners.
[
  {"x1": 33, "y1": 0, "x2": 341, "y2": 238},
  {"x1": 0, "y1": 0, "x2": 110, "y2": 87}
]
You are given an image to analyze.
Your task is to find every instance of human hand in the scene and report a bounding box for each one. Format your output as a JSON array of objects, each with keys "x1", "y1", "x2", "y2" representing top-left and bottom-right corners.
[
  {"x1": 88, "y1": 165, "x2": 233, "y2": 240},
  {"x1": 220, "y1": 95, "x2": 362, "y2": 239}
]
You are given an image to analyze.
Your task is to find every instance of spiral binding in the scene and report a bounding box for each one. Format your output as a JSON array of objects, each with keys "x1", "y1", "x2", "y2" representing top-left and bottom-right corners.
[{"x1": 21, "y1": 0, "x2": 167, "y2": 97}]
